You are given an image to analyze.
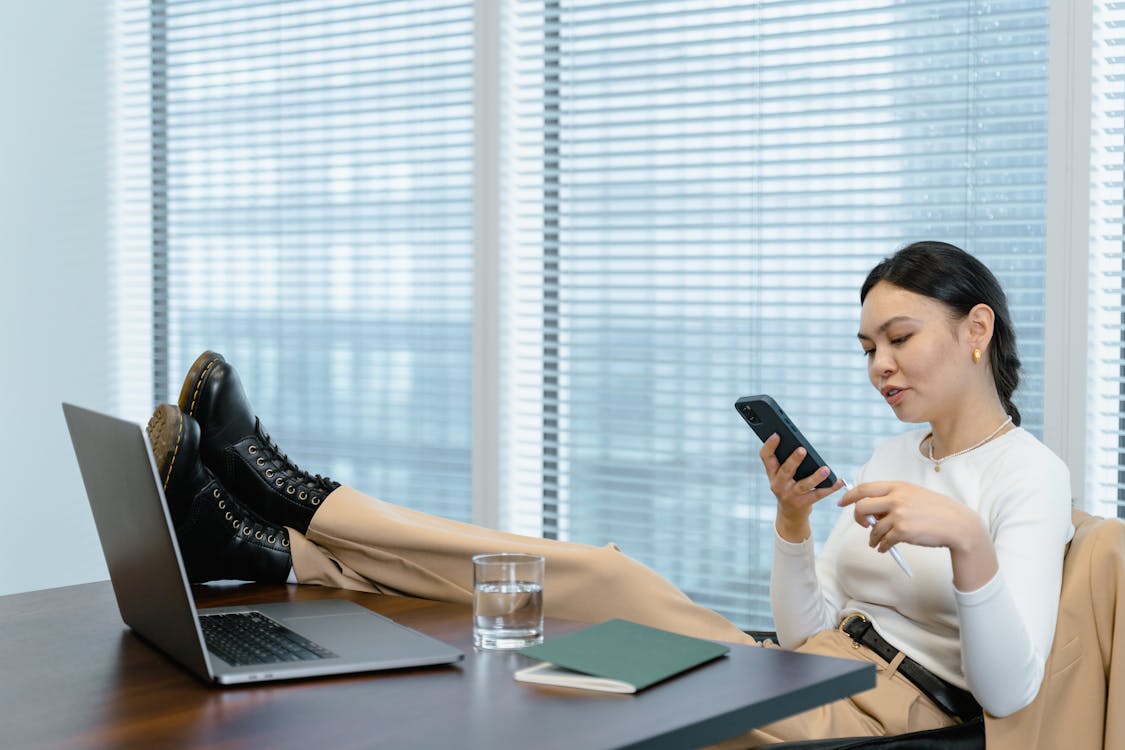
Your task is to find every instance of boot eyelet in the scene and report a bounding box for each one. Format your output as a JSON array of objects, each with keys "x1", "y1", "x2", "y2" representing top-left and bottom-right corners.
[
  {"x1": 212, "y1": 488, "x2": 221, "y2": 499},
  {"x1": 267, "y1": 535, "x2": 276, "y2": 544},
  {"x1": 286, "y1": 486, "x2": 295, "y2": 494},
  {"x1": 256, "y1": 457, "x2": 266, "y2": 466},
  {"x1": 312, "y1": 497, "x2": 321, "y2": 506},
  {"x1": 248, "y1": 445, "x2": 257, "y2": 455},
  {"x1": 242, "y1": 527, "x2": 252, "y2": 536},
  {"x1": 275, "y1": 477, "x2": 284, "y2": 487},
  {"x1": 282, "y1": 538, "x2": 290, "y2": 547},
  {"x1": 218, "y1": 500, "x2": 226, "y2": 509},
  {"x1": 225, "y1": 511, "x2": 233, "y2": 521},
  {"x1": 233, "y1": 520, "x2": 241, "y2": 529},
  {"x1": 299, "y1": 491, "x2": 308, "y2": 500},
  {"x1": 255, "y1": 531, "x2": 263, "y2": 540},
  {"x1": 265, "y1": 469, "x2": 274, "y2": 477}
]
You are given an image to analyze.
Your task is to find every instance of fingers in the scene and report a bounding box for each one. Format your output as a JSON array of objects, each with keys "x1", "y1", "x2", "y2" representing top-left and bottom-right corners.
[
  {"x1": 757, "y1": 434, "x2": 818, "y2": 489},
  {"x1": 868, "y1": 519, "x2": 901, "y2": 553},
  {"x1": 861, "y1": 512, "x2": 882, "y2": 544},
  {"x1": 849, "y1": 491, "x2": 902, "y2": 550},
  {"x1": 779, "y1": 442, "x2": 808, "y2": 478},
  {"x1": 839, "y1": 480, "x2": 896, "y2": 507},
  {"x1": 812, "y1": 477, "x2": 846, "y2": 502},
  {"x1": 875, "y1": 532, "x2": 900, "y2": 553},
  {"x1": 756, "y1": 435, "x2": 844, "y2": 515},
  {"x1": 803, "y1": 466, "x2": 833, "y2": 492},
  {"x1": 779, "y1": 459, "x2": 827, "y2": 495},
  {"x1": 757, "y1": 433, "x2": 782, "y2": 473},
  {"x1": 777, "y1": 466, "x2": 840, "y2": 506},
  {"x1": 852, "y1": 497, "x2": 891, "y2": 529}
]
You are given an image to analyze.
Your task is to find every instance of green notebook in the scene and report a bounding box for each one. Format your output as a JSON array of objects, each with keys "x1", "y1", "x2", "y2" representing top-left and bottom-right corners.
[{"x1": 514, "y1": 619, "x2": 730, "y2": 694}]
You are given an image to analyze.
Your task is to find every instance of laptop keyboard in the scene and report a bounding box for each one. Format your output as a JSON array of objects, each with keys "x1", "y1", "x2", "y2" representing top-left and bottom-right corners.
[{"x1": 200, "y1": 611, "x2": 338, "y2": 666}]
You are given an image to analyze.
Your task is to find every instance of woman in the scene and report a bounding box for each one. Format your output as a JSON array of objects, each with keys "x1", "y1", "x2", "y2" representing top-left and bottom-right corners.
[
  {"x1": 148, "y1": 241, "x2": 1072, "y2": 746},
  {"x1": 742, "y1": 241, "x2": 1073, "y2": 743}
]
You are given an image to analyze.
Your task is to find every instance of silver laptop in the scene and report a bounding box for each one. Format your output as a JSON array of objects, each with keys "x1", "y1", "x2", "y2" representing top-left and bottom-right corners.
[{"x1": 62, "y1": 402, "x2": 464, "y2": 685}]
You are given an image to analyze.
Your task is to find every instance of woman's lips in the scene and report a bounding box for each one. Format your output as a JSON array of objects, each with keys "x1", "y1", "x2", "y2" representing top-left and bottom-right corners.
[{"x1": 883, "y1": 386, "x2": 907, "y2": 406}]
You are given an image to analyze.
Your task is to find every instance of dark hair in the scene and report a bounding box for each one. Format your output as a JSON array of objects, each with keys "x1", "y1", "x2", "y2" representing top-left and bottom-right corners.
[{"x1": 860, "y1": 240, "x2": 1021, "y2": 426}]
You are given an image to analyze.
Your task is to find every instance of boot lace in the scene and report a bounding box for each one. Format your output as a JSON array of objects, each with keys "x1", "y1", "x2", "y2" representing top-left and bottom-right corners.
[
  {"x1": 211, "y1": 483, "x2": 290, "y2": 548},
  {"x1": 250, "y1": 419, "x2": 340, "y2": 498}
]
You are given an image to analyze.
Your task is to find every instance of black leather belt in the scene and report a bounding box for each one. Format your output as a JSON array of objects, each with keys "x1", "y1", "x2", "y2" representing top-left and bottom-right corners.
[{"x1": 839, "y1": 613, "x2": 982, "y2": 723}]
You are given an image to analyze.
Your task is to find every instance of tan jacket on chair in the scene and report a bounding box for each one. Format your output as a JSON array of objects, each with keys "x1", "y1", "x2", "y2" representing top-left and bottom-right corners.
[{"x1": 986, "y1": 509, "x2": 1125, "y2": 750}]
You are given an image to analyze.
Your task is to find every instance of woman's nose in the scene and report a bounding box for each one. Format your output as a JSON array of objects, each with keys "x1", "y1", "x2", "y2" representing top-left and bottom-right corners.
[{"x1": 870, "y1": 349, "x2": 895, "y2": 377}]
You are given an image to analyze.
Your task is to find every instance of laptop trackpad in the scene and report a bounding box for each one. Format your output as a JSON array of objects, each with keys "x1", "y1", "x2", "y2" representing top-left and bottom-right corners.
[{"x1": 252, "y1": 599, "x2": 463, "y2": 664}]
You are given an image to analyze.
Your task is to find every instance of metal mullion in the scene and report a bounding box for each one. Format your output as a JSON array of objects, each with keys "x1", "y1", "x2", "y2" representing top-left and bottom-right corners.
[{"x1": 151, "y1": 0, "x2": 170, "y2": 404}]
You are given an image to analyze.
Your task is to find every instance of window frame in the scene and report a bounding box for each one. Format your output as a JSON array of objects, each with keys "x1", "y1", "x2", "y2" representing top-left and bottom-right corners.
[{"x1": 1042, "y1": 0, "x2": 1092, "y2": 508}]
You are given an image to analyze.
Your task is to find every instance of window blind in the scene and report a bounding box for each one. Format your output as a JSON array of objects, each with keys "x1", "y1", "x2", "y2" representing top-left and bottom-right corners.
[
  {"x1": 113, "y1": 0, "x2": 476, "y2": 521},
  {"x1": 1088, "y1": 0, "x2": 1125, "y2": 519},
  {"x1": 507, "y1": 0, "x2": 1050, "y2": 628},
  {"x1": 113, "y1": 0, "x2": 1053, "y2": 628}
]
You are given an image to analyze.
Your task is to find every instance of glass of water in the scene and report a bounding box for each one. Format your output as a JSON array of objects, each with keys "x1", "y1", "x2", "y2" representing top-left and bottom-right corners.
[{"x1": 472, "y1": 553, "x2": 545, "y2": 650}]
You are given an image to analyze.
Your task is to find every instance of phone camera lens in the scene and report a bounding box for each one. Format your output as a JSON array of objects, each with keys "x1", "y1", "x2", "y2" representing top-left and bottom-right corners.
[{"x1": 746, "y1": 408, "x2": 761, "y2": 425}]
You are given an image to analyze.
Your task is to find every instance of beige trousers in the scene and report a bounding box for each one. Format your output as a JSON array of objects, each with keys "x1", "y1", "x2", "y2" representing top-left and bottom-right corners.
[{"x1": 290, "y1": 487, "x2": 954, "y2": 746}]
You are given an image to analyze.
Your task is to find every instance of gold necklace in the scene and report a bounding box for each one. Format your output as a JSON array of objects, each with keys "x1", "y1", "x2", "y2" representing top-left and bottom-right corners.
[{"x1": 926, "y1": 416, "x2": 1013, "y2": 472}]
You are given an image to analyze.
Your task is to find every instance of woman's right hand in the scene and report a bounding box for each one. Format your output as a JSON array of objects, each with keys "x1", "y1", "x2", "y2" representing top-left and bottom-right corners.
[{"x1": 758, "y1": 433, "x2": 844, "y2": 542}]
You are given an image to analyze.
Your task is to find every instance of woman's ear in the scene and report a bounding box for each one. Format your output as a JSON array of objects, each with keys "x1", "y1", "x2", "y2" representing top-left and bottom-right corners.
[{"x1": 965, "y1": 303, "x2": 996, "y2": 354}]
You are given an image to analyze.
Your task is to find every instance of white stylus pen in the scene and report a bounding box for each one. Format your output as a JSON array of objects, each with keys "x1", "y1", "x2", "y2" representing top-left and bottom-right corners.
[{"x1": 841, "y1": 479, "x2": 913, "y2": 577}]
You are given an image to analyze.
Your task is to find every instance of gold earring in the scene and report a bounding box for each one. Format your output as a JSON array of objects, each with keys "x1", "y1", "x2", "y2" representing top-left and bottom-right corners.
[{"x1": 972, "y1": 348, "x2": 982, "y2": 364}]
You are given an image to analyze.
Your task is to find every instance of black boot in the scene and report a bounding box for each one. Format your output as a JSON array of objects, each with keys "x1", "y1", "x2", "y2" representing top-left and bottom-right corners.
[
  {"x1": 147, "y1": 403, "x2": 292, "y2": 584},
  {"x1": 177, "y1": 351, "x2": 339, "y2": 534}
]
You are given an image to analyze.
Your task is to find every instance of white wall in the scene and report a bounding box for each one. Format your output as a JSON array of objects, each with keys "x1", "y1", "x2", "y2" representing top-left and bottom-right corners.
[{"x1": 0, "y1": 0, "x2": 111, "y2": 595}]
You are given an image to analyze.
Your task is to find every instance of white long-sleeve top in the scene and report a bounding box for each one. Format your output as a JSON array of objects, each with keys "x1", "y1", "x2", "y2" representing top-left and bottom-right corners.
[{"x1": 770, "y1": 427, "x2": 1073, "y2": 717}]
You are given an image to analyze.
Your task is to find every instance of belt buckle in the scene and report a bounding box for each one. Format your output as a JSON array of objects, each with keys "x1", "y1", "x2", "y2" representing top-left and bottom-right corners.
[{"x1": 839, "y1": 613, "x2": 868, "y2": 649}]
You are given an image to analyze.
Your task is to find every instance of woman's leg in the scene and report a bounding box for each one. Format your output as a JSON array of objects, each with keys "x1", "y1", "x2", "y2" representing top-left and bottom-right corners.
[
  {"x1": 172, "y1": 350, "x2": 754, "y2": 644},
  {"x1": 707, "y1": 630, "x2": 956, "y2": 748},
  {"x1": 290, "y1": 485, "x2": 756, "y2": 645}
]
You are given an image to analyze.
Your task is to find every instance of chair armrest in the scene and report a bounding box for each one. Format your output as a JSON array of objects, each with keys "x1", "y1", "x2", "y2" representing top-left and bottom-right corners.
[
  {"x1": 744, "y1": 629, "x2": 778, "y2": 644},
  {"x1": 762, "y1": 714, "x2": 984, "y2": 749}
]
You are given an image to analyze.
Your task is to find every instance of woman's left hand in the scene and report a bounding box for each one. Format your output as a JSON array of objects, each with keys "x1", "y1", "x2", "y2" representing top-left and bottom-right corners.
[{"x1": 838, "y1": 481, "x2": 986, "y2": 554}]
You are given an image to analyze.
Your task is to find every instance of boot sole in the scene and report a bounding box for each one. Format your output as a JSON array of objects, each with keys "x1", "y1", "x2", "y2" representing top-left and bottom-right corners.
[
  {"x1": 146, "y1": 403, "x2": 185, "y2": 490},
  {"x1": 178, "y1": 350, "x2": 224, "y2": 418}
]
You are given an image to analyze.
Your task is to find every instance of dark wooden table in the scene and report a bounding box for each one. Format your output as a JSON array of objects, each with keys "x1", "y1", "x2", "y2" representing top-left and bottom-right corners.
[{"x1": 0, "y1": 581, "x2": 874, "y2": 749}]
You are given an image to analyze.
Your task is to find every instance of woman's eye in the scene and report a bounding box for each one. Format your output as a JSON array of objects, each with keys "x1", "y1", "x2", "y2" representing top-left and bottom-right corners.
[
  {"x1": 862, "y1": 349, "x2": 874, "y2": 358},
  {"x1": 890, "y1": 334, "x2": 911, "y2": 346}
]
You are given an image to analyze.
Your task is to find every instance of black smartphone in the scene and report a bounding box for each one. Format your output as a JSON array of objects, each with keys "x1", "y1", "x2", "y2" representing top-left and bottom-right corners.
[{"x1": 734, "y1": 394, "x2": 838, "y2": 489}]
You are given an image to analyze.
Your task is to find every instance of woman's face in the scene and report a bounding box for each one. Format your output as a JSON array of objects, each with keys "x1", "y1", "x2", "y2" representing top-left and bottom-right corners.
[{"x1": 857, "y1": 281, "x2": 972, "y2": 424}]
